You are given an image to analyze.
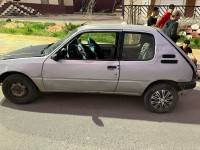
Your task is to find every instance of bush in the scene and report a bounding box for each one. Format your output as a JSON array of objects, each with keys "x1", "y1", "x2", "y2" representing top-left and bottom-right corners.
[
  {"x1": 0, "y1": 21, "x2": 69, "y2": 38},
  {"x1": 64, "y1": 22, "x2": 81, "y2": 32},
  {"x1": 51, "y1": 31, "x2": 67, "y2": 38},
  {"x1": 0, "y1": 28, "x2": 17, "y2": 34},
  {"x1": 31, "y1": 23, "x2": 46, "y2": 30},
  {"x1": 178, "y1": 37, "x2": 200, "y2": 49}
]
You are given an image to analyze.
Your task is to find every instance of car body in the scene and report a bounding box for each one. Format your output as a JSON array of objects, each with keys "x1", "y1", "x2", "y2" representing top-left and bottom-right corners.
[{"x1": 0, "y1": 24, "x2": 197, "y2": 113}]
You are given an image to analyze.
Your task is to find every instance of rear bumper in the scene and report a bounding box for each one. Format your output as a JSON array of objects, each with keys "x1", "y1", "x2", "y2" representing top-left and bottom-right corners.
[
  {"x1": 178, "y1": 81, "x2": 196, "y2": 96},
  {"x1": 178, "y1": 80, "x2": 196, "y2": 90}
]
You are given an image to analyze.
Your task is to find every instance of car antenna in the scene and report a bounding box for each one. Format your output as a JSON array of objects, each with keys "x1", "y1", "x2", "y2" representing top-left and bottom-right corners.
[{"x1": 81, "y1": 9, "x2": 109, "y2": 26}]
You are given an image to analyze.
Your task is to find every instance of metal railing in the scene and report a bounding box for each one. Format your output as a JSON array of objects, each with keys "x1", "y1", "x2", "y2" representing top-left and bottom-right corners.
[{"x1": 122, "y1": 5, "x2": 200, "y2": 25}]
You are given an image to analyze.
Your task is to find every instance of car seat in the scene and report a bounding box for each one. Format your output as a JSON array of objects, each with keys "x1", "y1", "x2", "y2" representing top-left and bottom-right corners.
[
  {"x1": 81, "y1": 44, "x2": 96, "y2": 59},
  {"x1": 87, "y1": 38, "x2": 104, "y2": 59},
  {"x1": 68, "y1": 44, "x2": 83, "y2": 59},
  {"x1": 138, "y1": 36, "x2": 154, "y2": 60}
]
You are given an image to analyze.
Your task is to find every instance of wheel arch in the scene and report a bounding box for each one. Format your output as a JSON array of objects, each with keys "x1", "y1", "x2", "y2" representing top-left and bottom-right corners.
[
  {"x1": 0, "y1": 71, "x2": 40, "y2": 91},
  {"x1": 142, "y1": 80, "x2": 181, "y2": 96}
]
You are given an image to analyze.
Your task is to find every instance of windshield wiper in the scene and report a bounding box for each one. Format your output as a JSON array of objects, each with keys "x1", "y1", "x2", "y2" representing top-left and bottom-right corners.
[{"x1": 41, "y1": 43, "x2": 54, "y2": 54}]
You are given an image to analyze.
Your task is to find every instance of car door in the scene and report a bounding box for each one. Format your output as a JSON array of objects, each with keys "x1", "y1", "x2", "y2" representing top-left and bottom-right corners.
[
  {"x1": 42, "y1": 31, "x2": 121, "y2": 92},
  {"x1": 116, "y1": 31, "x2": 156, "y2": 95}
]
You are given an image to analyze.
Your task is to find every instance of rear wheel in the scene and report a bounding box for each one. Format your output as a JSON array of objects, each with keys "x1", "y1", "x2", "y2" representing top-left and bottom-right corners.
[
  {"x1": 2, "y1": 74, "x2": 38, "y2": 104},
  {"x1": 144, "y1": 83, "x2": 178, "y2": 113}
]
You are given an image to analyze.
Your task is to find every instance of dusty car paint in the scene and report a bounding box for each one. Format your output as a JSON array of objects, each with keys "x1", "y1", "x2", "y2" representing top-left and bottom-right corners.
[
  {"x1": 0, "y1": 24, "x2": 197, "y2": 95},
  {"x1": 0, "y1": 45, "x2": 46, "y2": 60}
]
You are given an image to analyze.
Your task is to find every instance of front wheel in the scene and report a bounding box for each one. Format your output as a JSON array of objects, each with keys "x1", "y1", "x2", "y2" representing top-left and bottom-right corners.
[
  {"x1": 144, "y1": 83, "x2": 178, "y2": 113},
  {"x1": 2, "y1": 74, "x2": 38, "y2": 104}
]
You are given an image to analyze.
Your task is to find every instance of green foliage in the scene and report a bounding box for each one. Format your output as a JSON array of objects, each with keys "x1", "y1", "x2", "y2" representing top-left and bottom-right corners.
[
  {"x1": 51, "y1": 31, "x2": 67, "y2": 38},
  {"x1": 178, "y1": 37, "x2": 200, "y2": 49},
  {"x1": 64, "y1": 22, "x2": 81, "y2": 31},
  {"x1": 0, "y1": 21, "x2": 7, "y2": 27},
  {"x1": 79, "y1": 33, "x2": 116, "y2": 44},
  {"x1": 31, "y1": 23, "x2": 46, "y2": 30},
  {"x1": 0, "y1": 21, "x2": 67, "y2": 38},
  {"x1": 43, "y1": 22, "x2": 56, "y2": 27},
  {"x1": 177, "y1": 36, "x2": 187, "y2": 43},
  {"x1": 0, "y1": 28, "x2": 17, "y2": 34}
]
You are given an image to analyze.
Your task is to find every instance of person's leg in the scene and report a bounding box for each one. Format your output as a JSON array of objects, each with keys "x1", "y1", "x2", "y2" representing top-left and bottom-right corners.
[{"x1": 191, "y1": 57, "x2": 197, "y2": 66}]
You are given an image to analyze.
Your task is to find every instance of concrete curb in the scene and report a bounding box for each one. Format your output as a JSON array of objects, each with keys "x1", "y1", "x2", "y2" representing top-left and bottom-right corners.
[{"x1": 0, "y1": 13, "x2": 121, "y2": 19}]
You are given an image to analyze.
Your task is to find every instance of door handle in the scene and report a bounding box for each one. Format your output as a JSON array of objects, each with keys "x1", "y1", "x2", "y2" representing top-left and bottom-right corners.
[{"x1": 107, "y1": 66, "x2": 117, "y2": 70}]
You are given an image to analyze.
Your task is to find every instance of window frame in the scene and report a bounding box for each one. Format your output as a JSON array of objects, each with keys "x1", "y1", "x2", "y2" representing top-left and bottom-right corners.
[
  {"x1": 120, "y1": 31, "x2": 156, "y2": 61},
  {"x1": 58, "y1": 31, "x2": 122, "y2": 61}
]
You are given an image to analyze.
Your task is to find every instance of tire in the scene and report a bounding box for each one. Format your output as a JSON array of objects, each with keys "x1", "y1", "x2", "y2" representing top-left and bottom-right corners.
[
  {"x1": 2, "y1": 74, "x2": 38, "y2": 104},
  {"x1": 144, "y1": 83, "x2": 178, "y2": 113}
]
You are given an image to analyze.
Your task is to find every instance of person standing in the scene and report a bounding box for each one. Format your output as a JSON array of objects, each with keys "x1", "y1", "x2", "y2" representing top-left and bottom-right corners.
[
  {"x1": 161, "y1": 10, "x2": 181, "y2": 43},
  {"x1": 80, "y1": 0, "x2": 87, "y2": 13},
  {"x1": 147, "y1": 7, "x2": 159, "y2": 27},
  {"x1": 180, "y1": 40, "x2": 197, "y2": 65},
  {"x1": 157, "y1": 4, "x2": 175, "y2": 28}
]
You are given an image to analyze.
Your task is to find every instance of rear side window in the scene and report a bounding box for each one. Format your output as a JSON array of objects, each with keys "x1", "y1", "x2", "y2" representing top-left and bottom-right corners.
[{"x1": 122, "y1": 32, "x2": 155, "y2": 61}]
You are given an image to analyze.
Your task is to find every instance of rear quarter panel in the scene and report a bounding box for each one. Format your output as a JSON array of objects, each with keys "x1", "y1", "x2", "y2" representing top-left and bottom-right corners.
[
  {"x1": 116, "y1": 30, "x2": 193, "y2": 95},
  {"x1": 153, "y1": 30, "x2": 193, "y2": 82}
]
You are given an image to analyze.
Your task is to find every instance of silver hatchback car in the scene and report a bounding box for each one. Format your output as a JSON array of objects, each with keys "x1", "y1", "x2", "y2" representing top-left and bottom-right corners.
[{"x1": 0, "y1": 24, "x2": 197, "y2": 113}]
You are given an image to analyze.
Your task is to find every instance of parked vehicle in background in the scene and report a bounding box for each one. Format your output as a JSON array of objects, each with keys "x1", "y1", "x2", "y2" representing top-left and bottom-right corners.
[{"x1": 0, "y1": 24, "x2": 197, "y2": 113}]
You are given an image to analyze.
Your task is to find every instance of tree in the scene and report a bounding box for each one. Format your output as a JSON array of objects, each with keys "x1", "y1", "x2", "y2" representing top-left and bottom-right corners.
[
  {"x1": 41, "y1": 0, "x2": 49, "y2": 4},
  {"x1": 58, "y1": 0, "x2": 64, "y2": 5},
  {"x1": 111, "y1": 0, "x2": 117, "y2": 14},
  {"x1": 86, "y1": 0, "x2": 96, "y2": 24}
]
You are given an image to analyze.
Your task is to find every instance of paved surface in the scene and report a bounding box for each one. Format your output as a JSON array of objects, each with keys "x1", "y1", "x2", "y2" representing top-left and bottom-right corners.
[
  {"x1": 0, "y1": 86, "x2": 200, "y2": 150},
  {"x1": 0, "y1": 34, "x2": 58, "y2": 55},
  {"x1": 0, "y1": 14, "x2": 123, "y2": 25}
]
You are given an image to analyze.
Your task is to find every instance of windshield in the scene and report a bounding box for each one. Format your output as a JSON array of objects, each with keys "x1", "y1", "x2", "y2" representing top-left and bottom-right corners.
[{"x1": 44, "y1": 29, "x2": 78, "y2": 56}]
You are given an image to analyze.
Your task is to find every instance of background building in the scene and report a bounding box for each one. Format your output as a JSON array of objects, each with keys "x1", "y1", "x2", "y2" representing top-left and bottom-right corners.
[
  {"x1": 0, "y1": 0, "x2": 120, "y2": 14},
  {"x1": 0, "y1": 0, "x2": 74, "y2": 14},
  {"x1": 125, "y1": 0, "x2": 200, "y2": 6},
  {"x1": 0, "y1": 0, "x2": 199, "y2": 15}
]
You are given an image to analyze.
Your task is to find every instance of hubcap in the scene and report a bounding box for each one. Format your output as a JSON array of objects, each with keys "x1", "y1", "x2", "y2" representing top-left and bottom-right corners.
[
  {"x1": 150, "y1": 90, "x2": 173, "y2": 110},
  {"x1": 10, "y1": 82, "x2": 27, "y2": 97}
]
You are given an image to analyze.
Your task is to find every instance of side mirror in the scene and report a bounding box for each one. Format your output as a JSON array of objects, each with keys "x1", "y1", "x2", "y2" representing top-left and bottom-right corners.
[{"x1": 51, "y1": 54, "x2": 59, "y2": 61}]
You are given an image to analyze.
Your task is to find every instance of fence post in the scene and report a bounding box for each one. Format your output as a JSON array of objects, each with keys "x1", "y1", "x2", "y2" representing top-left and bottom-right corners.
[
  {"x1": 122, "y1": 0, "x2": 124, "y2": 20},
  {"x1": 134, "y1": 5, "x2": 136, "y2": 25},
  {"x1": 130, "y1": 1, "x2": 132, "y2": 24},
  {"x1": 194, "y1": 6, "x2": 196, "y2": 19},
  {"x1": 122, "y1": 5, "x2": 200, "y2": 25}
]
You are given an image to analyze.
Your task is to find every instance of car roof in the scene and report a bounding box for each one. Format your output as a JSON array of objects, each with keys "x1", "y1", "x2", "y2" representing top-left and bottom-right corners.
[{"x1": 78, "y1": 24, "x2": 157, "y2": 32}]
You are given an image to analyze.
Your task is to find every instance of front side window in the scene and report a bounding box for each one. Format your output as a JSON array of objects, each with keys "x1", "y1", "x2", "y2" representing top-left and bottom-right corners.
[
  {"x1": 58, "y1": 32, "x2": 118, "y2": 60},
  {"x1": 122, "y1": 32, "x2": 155, "y2": 61}
]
